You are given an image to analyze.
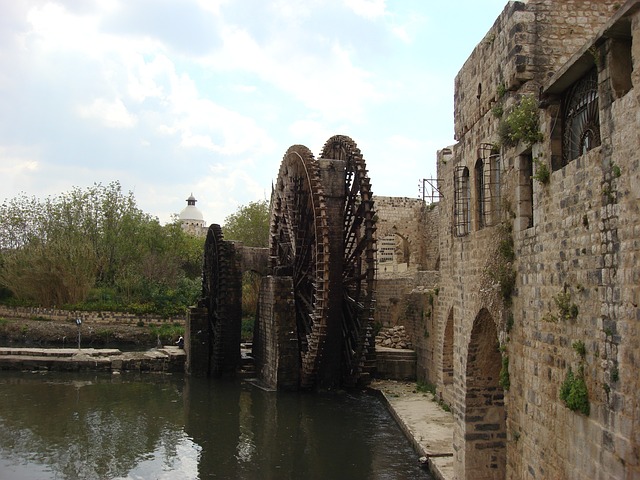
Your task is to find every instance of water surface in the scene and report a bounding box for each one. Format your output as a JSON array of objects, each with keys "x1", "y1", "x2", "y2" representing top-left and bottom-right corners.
[{"x1": 0, "y1": 372, "x2": 431, "y2": 479}]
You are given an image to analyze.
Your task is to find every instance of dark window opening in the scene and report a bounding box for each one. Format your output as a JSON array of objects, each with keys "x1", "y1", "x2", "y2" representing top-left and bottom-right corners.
[{"x1": 562, "y1": 68, "x2": 600, "y2": 165}]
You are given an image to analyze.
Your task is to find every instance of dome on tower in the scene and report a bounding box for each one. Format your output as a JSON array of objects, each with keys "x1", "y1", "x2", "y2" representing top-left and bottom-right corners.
[{"x1": 179, "y1": 193, "x2": 204, "y2": 222}]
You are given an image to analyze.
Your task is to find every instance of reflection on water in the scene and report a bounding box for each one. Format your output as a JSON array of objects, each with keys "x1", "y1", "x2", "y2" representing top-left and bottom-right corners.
[{"x1": 0, "y1": 372, "x2": 430, "y2": 480}]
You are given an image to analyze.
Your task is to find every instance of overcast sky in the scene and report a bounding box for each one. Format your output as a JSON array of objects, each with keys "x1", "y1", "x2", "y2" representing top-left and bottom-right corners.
[{"x1": 1, "y1": 0, "x2": 508, "y2": 225}]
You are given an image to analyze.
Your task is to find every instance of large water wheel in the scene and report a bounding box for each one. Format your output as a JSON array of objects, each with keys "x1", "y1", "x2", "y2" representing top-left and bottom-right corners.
[
  {"x1": 270, "y1": 145, "x2": 330, "y2": 389},
  {"x1": 269, "y1": 136, "x2": 376, "y2": 389},
  {"x1": 201, "y1": 224, "x2": 241, "y2": 376},
  {"x1": 319, "y1": 135, "x2": 377, "y2": 386}
]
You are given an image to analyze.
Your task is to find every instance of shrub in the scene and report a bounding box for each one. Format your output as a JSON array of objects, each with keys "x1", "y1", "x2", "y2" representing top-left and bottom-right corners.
[
  {"x1": 560, "y1": 367, "x2": 590, "y2": 415},
  {"x1": 498, "y1": 95, "x2": 543, "y2": 147},
  {"x1": 533, "y1": 157, "x2": 550, "y2": 184}
]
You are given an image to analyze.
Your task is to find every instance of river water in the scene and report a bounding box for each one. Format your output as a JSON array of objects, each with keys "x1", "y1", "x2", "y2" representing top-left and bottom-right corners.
[{"x1": 0, "y1": 372, "x2": 431, "y2": 479}]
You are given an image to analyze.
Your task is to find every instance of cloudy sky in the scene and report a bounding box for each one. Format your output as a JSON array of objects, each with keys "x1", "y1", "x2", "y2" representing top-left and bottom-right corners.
[{"x1": 1, "y1": 0, "x2": 507, "y2": 225}]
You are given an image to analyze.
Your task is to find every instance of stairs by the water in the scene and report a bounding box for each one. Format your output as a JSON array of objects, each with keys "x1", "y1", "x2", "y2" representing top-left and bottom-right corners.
[{"x1": 375, "y1": 347, "x2": 417, "y2": 381}]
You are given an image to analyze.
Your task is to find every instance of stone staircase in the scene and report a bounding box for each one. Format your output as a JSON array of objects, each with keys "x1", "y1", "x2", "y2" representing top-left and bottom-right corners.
[{"x1": 375, "y1": 346, "x2": 417, "y2": 381}]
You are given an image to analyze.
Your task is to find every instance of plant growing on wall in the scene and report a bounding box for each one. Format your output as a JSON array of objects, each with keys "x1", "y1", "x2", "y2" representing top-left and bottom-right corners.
[
  {"x1": 487, "y1": 223, "x2": 517, "y2": 305},
  {"x1": 560, "y1": 365, "x2": 590, "y2": 415},
  {"x1": 532, "y1": 156, "x2": 550, "y2": 184},
  {"x1": 499, "y1": 355, "x2": 510, "y2": 390},
  {"x1": 498, "y1": 94, "x2": 543, "y2": 147}
]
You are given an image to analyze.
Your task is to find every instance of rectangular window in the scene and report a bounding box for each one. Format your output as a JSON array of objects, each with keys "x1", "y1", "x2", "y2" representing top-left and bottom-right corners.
[{"x1": 454, "y1": 166, "x2": 470, "y2": 237}]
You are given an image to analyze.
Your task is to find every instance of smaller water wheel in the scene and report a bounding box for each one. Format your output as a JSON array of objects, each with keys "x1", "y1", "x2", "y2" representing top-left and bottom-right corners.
[{"x1": 201, "y1": 224, "x2": 242, "y2": 376}]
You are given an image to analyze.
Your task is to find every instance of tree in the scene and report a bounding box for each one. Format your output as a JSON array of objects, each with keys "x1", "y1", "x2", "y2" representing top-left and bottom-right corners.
[
  {"x1": 0, "y1": 182, "x2": 204, "y2": 312},
  {"x1": 222, "y1": 200, "x2": 270, "y2": 248}
]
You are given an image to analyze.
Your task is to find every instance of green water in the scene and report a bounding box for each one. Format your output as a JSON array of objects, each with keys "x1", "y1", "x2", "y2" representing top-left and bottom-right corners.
[{"x1": 0, "y1": 372, "x2": 431, "y2": 479}]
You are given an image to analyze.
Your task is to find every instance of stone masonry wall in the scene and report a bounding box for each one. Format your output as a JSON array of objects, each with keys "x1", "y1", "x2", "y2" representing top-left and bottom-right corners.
[
  {"x1": 374, "y1": 196, "x2": 428, "y2": 271},
  {"x1": 0, "y1": 305, "x2": 184, "y2": 326},
  {"x1": 429, "y1": 1, "x2": 634, "y2": 479},
  {"x1": 253, "y1": 276, "x2": 299, "y2": 391},
  {"x1": 454, "y1": 0, "x2": 616, "y2": 142}
]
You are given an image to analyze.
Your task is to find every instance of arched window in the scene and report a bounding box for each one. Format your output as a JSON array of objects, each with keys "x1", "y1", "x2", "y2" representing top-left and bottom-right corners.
[{"x1": 562, "y1": 68, "x2": 600, "y2": 163}]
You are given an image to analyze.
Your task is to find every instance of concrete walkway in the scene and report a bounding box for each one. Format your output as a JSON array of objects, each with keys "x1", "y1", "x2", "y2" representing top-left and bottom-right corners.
[{"x1": 370, "y1": 379, "x2": 455, "y2": 480}]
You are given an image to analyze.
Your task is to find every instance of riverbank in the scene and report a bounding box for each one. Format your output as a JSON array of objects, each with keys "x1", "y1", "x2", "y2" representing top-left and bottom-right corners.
[
  {"x1": 0, "y1": 314, "x2": 178, "y2": 349},
  {"x1": 0, "y1": 346, "x2": 186, "y2": 373},
  {"x1": 370, "y1": 379, "x2": 455, "y2": 480}
]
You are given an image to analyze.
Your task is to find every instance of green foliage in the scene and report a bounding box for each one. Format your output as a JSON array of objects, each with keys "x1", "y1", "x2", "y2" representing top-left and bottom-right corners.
[
  {"x1": 488, "y1": 223, "x2": 516, "y2": 304},
  {"x1": 498, "y1": 95, "x2": 543, "y2": 147},
  {"x1": 149, "y1": 322, "x2": 184, "y2": 343},
  {"x1": 491, "y1": 104, "x2": 504, "y2": 118},
  {"x1": 416, "y1": 381, "x2": 451, "y2": 412},
  {"x1": 506, "y1": 313, "x2": 514, "y2": 333},
  {"x1": 560, "y1": 367, "x2": 590, "y2": 415},
  {"x1": 241, "y1": 271, "x2": 261, "y2": 319},
  {"x1": 0, "y1": 182, "x2": 204, "y2": 314},
  {"x1": 572, "y1": 340, "x2": 586, "y2": 358},
  {"x1": 241, "y1": 316, "x2": 254, "y2": 342},
  {"x1": 611, "y1": 365, "x2": 619, "y2": 383},
  {"x1": 222, "y1": 200, "x2": 270, "y2": 247},
  {"x1": 533, "y1": 157, "x2": 550, "y2": 184},
  {"x1": 611, "y1": 163, "x2": 621, "y2": 178},
  {"x1": 553, "y1": 291, "x2": 579, "y2": 321},
  {"x1": 497, "y1": 83, "x2": 507, "y2": 99},
  {"x1": 416, "y1": 380, "x2": 436, "y2": 395},
  {"x1": 499, "y1": 356, "x2": 510, "y2": 390}
]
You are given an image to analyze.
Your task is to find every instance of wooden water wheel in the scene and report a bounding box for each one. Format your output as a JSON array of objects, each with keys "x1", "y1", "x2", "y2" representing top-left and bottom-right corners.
[
  {"x1": 201, "y1": 224, "x2": 241, "y2": 376},
  {"x1": 269, "y1": 136, "x2": 376, "y2": 389}
]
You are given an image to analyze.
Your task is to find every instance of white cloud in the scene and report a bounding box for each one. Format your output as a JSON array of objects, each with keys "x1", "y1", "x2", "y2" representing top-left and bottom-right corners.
[
  {"x1": 77, "y1": 98, "x2": 137, "y2": 128},
  {"x1": 207, "y1": 25, "x2": 381, "y2": 123},
  {"x1": 343, "y1": 0, "x2": 387, "y2": 20}
]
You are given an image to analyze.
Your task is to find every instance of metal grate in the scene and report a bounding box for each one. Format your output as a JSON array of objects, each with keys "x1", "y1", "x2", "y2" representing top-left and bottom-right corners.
[
  {"x1": 563, "y1": 68, "x2": 600, "y2": 163},
  {"x1": 479, "y1": 143, "x2": 500, "y2": 227},
  {"x1": 454, "y1": 166, "x2": 470, "y2": 236}
]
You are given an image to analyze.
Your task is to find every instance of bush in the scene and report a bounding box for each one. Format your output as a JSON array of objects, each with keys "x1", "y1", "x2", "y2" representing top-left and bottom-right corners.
[
  {"x1": 498, "y1": 95, "x2": 543, "y2": 147},
  {"x1": 560, "y1": 367, "x2": 590, "y2": 415}
]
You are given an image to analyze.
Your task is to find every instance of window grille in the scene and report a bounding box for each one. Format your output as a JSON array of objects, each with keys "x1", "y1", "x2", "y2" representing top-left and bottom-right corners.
[
  {"x1": 563, "y1": 68, "x2": 600, "y2": 163},
  {"x1": 475, "y1": 159, "x2": 485, "y2": 229},
  {"x1": 454, "y1": 166, "x2": 470, "y2": 237},
  {"x1": 478, "y1": 143, "x2": 501, "y2": 227}
]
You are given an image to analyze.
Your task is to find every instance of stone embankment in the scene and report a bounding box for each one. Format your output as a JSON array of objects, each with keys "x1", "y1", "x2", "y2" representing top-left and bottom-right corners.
[
  {"x1": 370, "y1": 380, "x2": 454, "y2": 480},
  {"x1": 0, "y1": 346, "x2": 185, "y2": 373}
]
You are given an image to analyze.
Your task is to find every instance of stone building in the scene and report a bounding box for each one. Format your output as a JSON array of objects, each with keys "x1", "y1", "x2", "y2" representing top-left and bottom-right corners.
[
  {"x1": 179, "y1": 194, "x2": 207, "y2": 237},
  {"x1": 410, "y1": 1, "x2": 639, "y2": 478}
]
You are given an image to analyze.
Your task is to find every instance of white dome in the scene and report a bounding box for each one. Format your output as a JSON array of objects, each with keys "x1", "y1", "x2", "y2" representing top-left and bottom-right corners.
[
  {"x1": 179, "y1": 194, "x2": 204, "y2": 222},
  {"x1": 179, "y1": 205, "x2": 204, "y2": 221}
]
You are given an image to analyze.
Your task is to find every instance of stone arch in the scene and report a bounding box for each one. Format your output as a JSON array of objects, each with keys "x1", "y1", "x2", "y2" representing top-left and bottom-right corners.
[
  {"x1": 394, "y1": 231, "x2": 411, "y2": 265},
  {"x1": 464, "y1": 308, "x2": 506, "y2": 479}
]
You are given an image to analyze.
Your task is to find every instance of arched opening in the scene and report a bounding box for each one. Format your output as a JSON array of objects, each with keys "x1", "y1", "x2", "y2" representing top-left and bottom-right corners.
[
  {"x1": 464, "y1": 308, "x2": 506, "y2": 479},
  {"x1": 442, "y1": 308, "x2": 454, "y2": 387},
  {"x1": 441, "y1": 308, "x2": 455, "y2": 406}
]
